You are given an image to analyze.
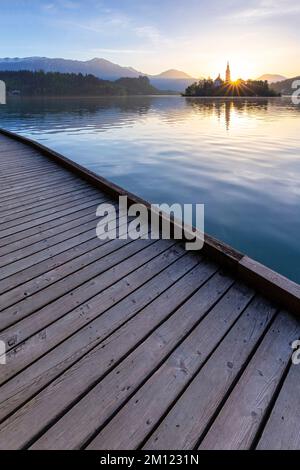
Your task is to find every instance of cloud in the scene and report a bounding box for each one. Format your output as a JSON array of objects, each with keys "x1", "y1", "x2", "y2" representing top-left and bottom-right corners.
[
  {"x1": 90, "y1": 47, "x2": 154, "y2": 54},
  {"x1": 54, "y1": 9, "x2": 172, "y2": 49},
  {"x1": 134, "y1": 26, "x2": 163, "y2": 45},
  {"x1": 224, "y1": 0, "x2": 300, "y2": 21},
  {"x1": 42, "y1": 0, "x2": 81, "y2": 13}
]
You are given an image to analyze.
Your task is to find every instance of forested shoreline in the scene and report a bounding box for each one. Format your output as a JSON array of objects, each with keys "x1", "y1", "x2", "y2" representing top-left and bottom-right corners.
[{"x1": 0, "y1": 71, "x2": 164, "y2": 96}]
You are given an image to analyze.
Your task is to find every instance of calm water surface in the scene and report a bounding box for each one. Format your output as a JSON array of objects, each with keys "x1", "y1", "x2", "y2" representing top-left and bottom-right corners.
[{"x1": 0, "y1": 96, "x2": 299, "y2": 283}]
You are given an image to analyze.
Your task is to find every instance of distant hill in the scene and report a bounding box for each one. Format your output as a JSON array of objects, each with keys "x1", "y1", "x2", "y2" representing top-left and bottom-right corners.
[
  {"x1": 149, "y1": 77, "x2": 197, "y2": 92},
  {"x1": 150, "y1": 69, "x2": 196, "y2": 91},
  {"x1": 270, "y1": 76, "x2": 300, "y2": 95},
  {"x1": 0, "y1": 57, "x2": 196, "y2": 92},
  {"x1": 257, "y1": 74, "x2": 287, "y2": 83},
  {"x1": 153, "y1": 69, "x2": 193, "y2": 79},
  {"x1": 0, "y1": 70, "x2": 163, "y2": 96}
]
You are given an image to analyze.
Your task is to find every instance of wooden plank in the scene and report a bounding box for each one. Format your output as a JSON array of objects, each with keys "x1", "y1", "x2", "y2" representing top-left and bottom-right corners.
[
  {"x1": 0, "y1": 202, "x2": 101, "y2": 251},
  {"x1": 0, "y1": 189, "x2": 100, "y2": 232},
  {"x1": 143, "y1": 296, "x2": 277, "y2": 450},
  {"x1": 0, "y1": 187, "x2": 100, "y2": 225},
  {"x1": 0, "y1": 164, "x2": 58, "y2": 179},
  {"x1": 0, "y1": 207, "x2": 114, "y2": 292},
  {"x1": 0, "y1": 169, "x2": 66, "y2": 192},
  {"x1": 0, "y1": 167, "x2": 60, "y2": 184},
  {"x1": 0, "y1": 208, "x2": 122, "y2": 305},
  {"x1": 0, "y1": 194, "x2": 104, "y2": 240},
  {"x1": 0, "y1": 254, "x2": 206, "y2": 428},
  {"x1": 0, "y1": 168, "x2": 77, "y2": 191},
  {"x1": 256, "y1": 363, "x2": 300, "y2": 449},
  {"x1": 0, "y1": 174, "x2": 80, "y2": 205},
  {"x1": 30, "y1": 270, "x2": 233, "y2": 450},
  {"x1": 0, "y1": 256, "x2": 207, "y2": 447},
  {"x1": 199, "y1": 310, "x2": 300, "y2": 449},
  {"x1": 0, "y1": 206, "x2": 115, "y2": 293},
  {"x1": 0, "y1": 180, "x2": 89, "y2": 215},
  {"x1": 0, "y1": 223, "x2": 155, "y2": 332},
  {"x1": 0, "y1": 239, "x2": 180, "y2": 384},
  {"x1": 87, "y1": 281, "x2": 255, "y2": 450},
  {"x1": 0, "y1": 198, "x2": 107, "y2": 276},
  {"x1": 0, "y1": 151, "x2": 52, "y2": 161},
  {"x1": 0, "y1": 174, "x2": 80, "y2": 202},
  {"x1": 0, "y1": 215, "x2": 99, "y2": 269},
  {"x1": 0, "y1": 156, "x2": 47, "y2": 166}
]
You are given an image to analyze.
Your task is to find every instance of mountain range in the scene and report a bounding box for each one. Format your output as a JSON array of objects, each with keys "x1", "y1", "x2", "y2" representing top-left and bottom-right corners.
[
  {"x1": 0, "y1": 57, "x2": 293, "y2": 92},
  {"x1": 257, "y1": 74, "x2": 287, "y2": 83},
  {"x1": 0, "y1": 57, "x2": 196, "y2": 92},
  {"x1": 269, "y1": 76, "x2": 300, "y2": 95}
]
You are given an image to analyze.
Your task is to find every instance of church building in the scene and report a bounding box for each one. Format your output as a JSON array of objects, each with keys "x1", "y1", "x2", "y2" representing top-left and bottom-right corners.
[{"x1": 213, "y1": 62, "x2": 231, "y2": 87}]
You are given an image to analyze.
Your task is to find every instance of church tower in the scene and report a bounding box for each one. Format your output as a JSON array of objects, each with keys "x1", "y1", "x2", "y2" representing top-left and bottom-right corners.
[{"x1": 226, "y1": 61, "x2": 231, "y2": 82}]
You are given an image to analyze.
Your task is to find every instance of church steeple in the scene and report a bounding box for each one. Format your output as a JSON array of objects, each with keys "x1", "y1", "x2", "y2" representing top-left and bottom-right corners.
[{"x1": 226, "y1": 61, "x2": 231, "y2": 82}]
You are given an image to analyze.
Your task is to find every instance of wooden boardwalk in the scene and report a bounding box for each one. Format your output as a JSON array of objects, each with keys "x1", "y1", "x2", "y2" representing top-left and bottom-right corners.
[{"x1": 0, "y1": 129, "x2": 299, "y2": 450}]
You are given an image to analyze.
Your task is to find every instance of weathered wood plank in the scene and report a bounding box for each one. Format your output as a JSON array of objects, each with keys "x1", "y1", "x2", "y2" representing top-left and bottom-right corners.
[
  {"x1": 0, "y1": 195, "x2": 104, "y2": 240},
  {"x1": 0, "y1": 174, "x2": 80, "y2": 205},
  {"x1": 199, "y1": 310, "x2": 300, "y2": 449},
  {"x1": 0, "y1": 210, "x2": 125, "y2": 309},
  {"x1": 0, "y1": 255, "x2": 206, "y2": 430},
  {"x1": 0, "y1": 169, "x2": 68, "y2": 193},
  {"x1": 143, "y1": 295, "x2": 276, "y2": 450},
  {"x1": 0, "y1": 225, "x2": 155, "y2": 333},
  {"x1": 0, "y1": 202, "x2": 101, "y2": 250},
  {"x1": 88, "y1": 282, "x2": 255, "y2": 450},
  {"x1": 0, "y1": 255, "x2": 205, "y2": 447},
  {"x1": 256, "y1": 362, "x2": 300, "y2": 450},
  {"x1": 0, "y1": 208, "x2": 119, "y2": 294},
  {"x1": 0, "y1": 189, "x2": 100, "y2": 232},
  {"x1": 0, "y1": 180, "x2": 90, "y2": 216},
  {"x1": 0, "y1": 164, "x2": 58, "y2": 179},
  {"x1": 0, "y1": 167, "x2": 61, "y2": 185},
  {"x1": 0, "y1": 202, "x2": 99, "y2": 260},
  {"x1": 0, "y1": 199, "x2": 108, "y2": 280},
  {"x1": 0, "y1": 216, "x2": 99, "y2": 270},
  {"x1": 0, "y1": 187, "x2": 100, "y2": 225},
  {"x1": 31, "y1": 271, "x2": 233, "y2": 450},
  {"x1": 0, "y1": 174, "x2": 81, "y2": 203},
  {"x1": 0, "y1": 240, "x2": 181, "y2": 384}
]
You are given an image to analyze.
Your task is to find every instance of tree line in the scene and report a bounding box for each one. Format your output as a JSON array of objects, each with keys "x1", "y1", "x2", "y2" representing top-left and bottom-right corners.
[
  {"x1": 184, "y1": 78, "x2": 279, "y2": 97},
  {"x1": 0, "y1": 71, "x2": 162, "y2": 96}
]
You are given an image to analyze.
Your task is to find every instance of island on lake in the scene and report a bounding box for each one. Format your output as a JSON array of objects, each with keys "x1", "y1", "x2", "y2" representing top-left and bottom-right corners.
[{"x1": 183, "y1": 62, "x2": 279, "y2": 97}]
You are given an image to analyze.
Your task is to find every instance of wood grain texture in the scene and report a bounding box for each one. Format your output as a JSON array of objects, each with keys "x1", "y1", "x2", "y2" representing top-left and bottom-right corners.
[
  {"x1": 257, "y1": 362, "x2": 300, "y2": 450},
  {"x1": 199, "y1": 310, "x2": 300, "y2": 450},
  {"x1": 143, "y1": 295, "x2": 275, "y2": 450}
]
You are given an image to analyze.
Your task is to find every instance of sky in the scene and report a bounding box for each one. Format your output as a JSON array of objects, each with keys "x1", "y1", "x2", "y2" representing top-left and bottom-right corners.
[{"x1": 0, "y1": 0, "x2": 299, "y2": 79}]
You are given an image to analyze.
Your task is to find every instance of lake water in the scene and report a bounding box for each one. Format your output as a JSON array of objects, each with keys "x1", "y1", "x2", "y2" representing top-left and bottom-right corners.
[{"x1": 0, "y1": 96, "x2": 299, "y2": 283}]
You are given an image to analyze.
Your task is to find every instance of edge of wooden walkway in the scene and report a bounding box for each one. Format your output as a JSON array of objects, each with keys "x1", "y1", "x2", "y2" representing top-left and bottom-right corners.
[{"x1": 1, "y1": 127, "x2": 299, "y2": 315}]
